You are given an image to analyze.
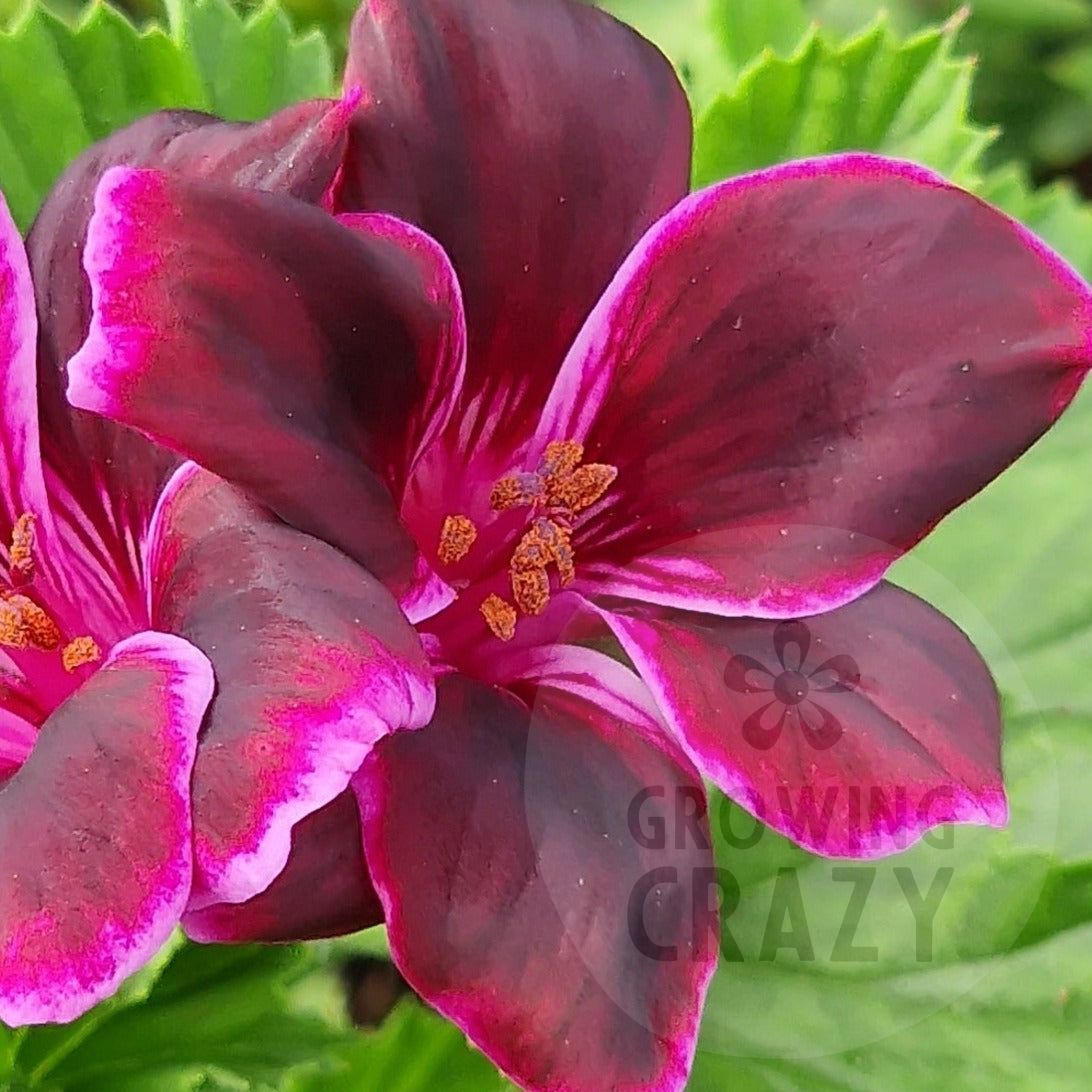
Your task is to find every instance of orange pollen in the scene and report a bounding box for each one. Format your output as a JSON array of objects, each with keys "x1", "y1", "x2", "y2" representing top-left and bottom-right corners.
[
  {"x1": 542, "y1": 439, "x2": 584, "y2": 476},
  {"x1": 509, "y1": 518, "x2": 574, "y2": 615},
  {"x1": 437, "y1": 514, "x2": 478, "y2": 565},
  {"x1": 0, "y1": 594, "x2": 61, "y2": 651},
  {"x1": 480, "y1": 594, "x2": 517, "y2": 641},
  {"x1": 510, "y1": 565, "x2": 550, "y2": 616},
  {"x1": 62, "y1": 636, "x2": 102, "y2": 673},
  {"x1": 0, "y1": 598, "x2": 29, "y2": 650},
  {"x1": 9, "y1": 513, "x2": 35, "y2": 580},
  {"x1": 546, "y1": 463, "x2": 617, "y2": 514},
  {"x1": 481, "y1": 439, "x2": 617, "y2": 640},
  {"x1": 490, "y1": 473, "x2": 546, "y2": 512}
]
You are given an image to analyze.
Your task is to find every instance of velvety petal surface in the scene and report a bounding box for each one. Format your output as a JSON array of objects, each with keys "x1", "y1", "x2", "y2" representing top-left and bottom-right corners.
[
  {"x1": 70, "y1": 167, "x2": 465, "y2": 604},
  {"x1": 0, "y1": 189, "x2": 51, "y2": 558},
  {"x1": 27, "y1": 97, "x2": 356, "y2": 625},
  {"x1": 0, "y1": 632, "x2": 213, "y2": 1025},
  {"x1": 147, "y1": 464, "x2": 433, "y2": 909},
  {"x1": 355, "y1": 665, "x2": 716, "y2": 1092},
  {"x1": 337, "y1": 0, "x2": 692, "y2": 458},
  {"x1": 183, "y1": 790, "x2": 382, "y2": 943},
  {"x1": 0, "y1": 190, "x2": 100, "y2": 639},
  {"x1": 601, "y1": 581, "x2": 1007, "y2": 857},
  {"x1": 536, "y1": 154, "x2": 1092, "y2": 617}
]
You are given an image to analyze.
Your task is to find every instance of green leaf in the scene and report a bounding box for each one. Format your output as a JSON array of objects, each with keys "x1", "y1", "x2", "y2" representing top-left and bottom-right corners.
[
  {"x1": 287, "y1": 999, "x2": 511, "y2": 1092},
  {"x1": 173, "y1": 0, "x2": 332, "y2": 123},
  {"x1": 599, "y1": 0, "x2": 738, "y2": 111},
  {"x1": 693, "y1": 15, "x2": 995, "y2": 189},
  {"x1": 710, "y1": 0, "x2": 810, "y2": 69},
  {"x1": 17, "y1": 943, "x2": 343, "y2": 1092},
  {"x1": 0, "y1": 0, "x2": 334, "y2": 229}
]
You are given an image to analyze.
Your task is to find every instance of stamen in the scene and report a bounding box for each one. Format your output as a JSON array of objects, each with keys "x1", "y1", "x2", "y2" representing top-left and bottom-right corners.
[
  {"x1": 437, "y1": 514, "x2": 478, "y2": 565},
  {"x1": 546, "y1": 463, "x2": 617, "y2": 514},
  {"x1": 0, "y1": 598, "x2": 29, "y2": 650},
  {"x1": 509, "y1": 518, "x2": 573, "y2": 613},
  {"x1": 480, "y1": 439, "x2": 618, "y2": 641},
  {"x1": 480, "y1": 594, "x2": 517, "y2": 641},
  {"x1": 62, "y1": 636, "x2": 102, "y2": 673},
  {"x1": 9, "y1": 513, "x2": 35, "y2": 581},
  {"x1": 511, "y1": 565, "x2": 550, "y2": 616},
  {"x1": 0, "y1": 594, "x2": 61, "y2": 651},
  {"x1": 490, "y1": 473, "x2": 545, "y2": 512},
  {"x1": 542, "y1": 440, "x2": 584, "y2": 477}
]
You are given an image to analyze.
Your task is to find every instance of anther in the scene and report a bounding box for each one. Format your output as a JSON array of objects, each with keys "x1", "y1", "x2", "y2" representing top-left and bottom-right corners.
[
  {"x1": 9, "y1": 513, "x2": 35, "y2": 581},
  {"x1": 490, "y1": 473, "x2": 545, "y2": 512},
  {"x1": 545, "y1": 463, "x2": 617, "y2": 514},
  {"x1": 480, "y1": 594, "x2": 517, "y2": 641},
  {"x1": 437, "y1": 514, "x2": 478, "y2": 565},
  {"x1": 0, "y1": 598, "x2": 29, "y2": 650},
  {"x1": 541, "y1": 440, "x2": 584, "y2": 477},
  {"x1": 62, "y1": 636, "x2": 102, "y2": 673},
  {"x1": 511, "y1": 565, "x2": 550, "y2": 616},
  {"x1": 0, "y1": 594, "x2": 61, "y2": 651}
]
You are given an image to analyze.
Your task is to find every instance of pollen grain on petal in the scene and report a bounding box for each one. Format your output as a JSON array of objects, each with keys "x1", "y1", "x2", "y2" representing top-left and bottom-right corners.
[
  {"x1": 546, "y1": 462, "x2": 617, "y2": 514},
  {"x1": 62, "y1": 636, "x2": 102, "y2": 673},
  {"x1": 437, "y1": 514, "x2": 479, "y2": 565},
  {"x1": 8, "y1": 513, "x2": 36, "y2": 581},
  {"x1": 480, "y1": 594, "x2": 518, "y2": 641}
]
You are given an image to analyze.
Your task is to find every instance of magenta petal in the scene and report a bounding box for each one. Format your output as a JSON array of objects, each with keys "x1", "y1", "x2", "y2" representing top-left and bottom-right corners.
[
  {"x1": 356, "y1": 671, "x2": 716, "y2": 1092},
  {"x1": 183, "y1": 791, "x2": 382, "y2": 943},
  {"x1": 538, "y1": 154, "x2": 1092, "y2": 617},
  {"x1": 337, "y1": 0, "x2": 692, "y2": 458},
  {"x1": 0, "y1": 632, "x2": 213, "y2": 1025},
  {"x1": 27, "y1": 98, "x2": 357, "y2": 609},
  {"x1": 0, "y1": 190, "x2": 51, "y2": 556},
  {"x1": 147, "y1": 464, "x2": 433, "y2": 908},
  {"x1": 601, "y1": 582, "x2": 1008, "y2": 858},
  {"x1": 31, "y1": 95, "x2": 356, "y2": 393},
  {"x1": 69, "y1": 167, "x2": 464, "y2": 601}
]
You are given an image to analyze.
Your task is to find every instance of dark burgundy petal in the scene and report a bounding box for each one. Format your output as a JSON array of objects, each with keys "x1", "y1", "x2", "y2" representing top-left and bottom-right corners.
[
  {"x1": 1, "y1": 193, "x2": 134, "y2": 658},
  {"x1": 537, "y1": 154, "x2": 1092, "y2": 617},
  {"x1": 183, "y1": 790, "x2": 382, "y2": 943},
  {"x1": 0, "y1": 632, "x2": 213, "y2": 1025},
  {"x1": 28, "y1": 97, "x2": 356, "y2": 610},
  {"x1": 147, "y1": 463, "x2": 433, "y2": 909},
  {"x1": 601, "y1": 581, "x2": 1007, "y2": 858},
  {"x1": 70, "y1": 167, "x2": 465, "y2": 605},
  {"x1": 337, "y1": 0, "x2": 692, "y2": 460},
  {"x1": 355, "y1": 668, "x2": 716, "y2": 1092}
]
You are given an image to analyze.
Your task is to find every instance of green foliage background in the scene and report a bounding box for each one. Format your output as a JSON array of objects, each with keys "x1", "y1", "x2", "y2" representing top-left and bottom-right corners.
[{"x1": 2, "y1": 0, "x2": 1092, "y2": 1088}]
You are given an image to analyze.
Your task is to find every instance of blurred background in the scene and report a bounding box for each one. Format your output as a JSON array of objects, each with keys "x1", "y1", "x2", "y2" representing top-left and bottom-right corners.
[{"x1": 1, "y1": 1, "x2": 1091, "y2": 1089}]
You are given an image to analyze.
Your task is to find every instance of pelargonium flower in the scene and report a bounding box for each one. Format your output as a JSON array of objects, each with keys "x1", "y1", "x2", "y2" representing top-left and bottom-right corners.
[
  {"x1": 0, "y1": 97, "x2": 433, "y2": 1025},
  {"x1": 66, "y1": 0, "x2": 1092, "y2": 1087}
]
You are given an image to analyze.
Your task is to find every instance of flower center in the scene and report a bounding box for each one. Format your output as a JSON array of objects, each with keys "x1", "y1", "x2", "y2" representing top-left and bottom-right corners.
[
  {"x1": 434, "y1": 441, "x2": 617, "y2": 641},
  {"x1": 1, "y1": 513, "x2": 102, "y2": 672}
]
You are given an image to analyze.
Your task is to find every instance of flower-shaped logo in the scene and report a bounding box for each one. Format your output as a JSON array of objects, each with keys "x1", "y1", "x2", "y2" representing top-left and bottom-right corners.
[{"x1": 722, "y1": 620, "x2": 860, "y2": 751}]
